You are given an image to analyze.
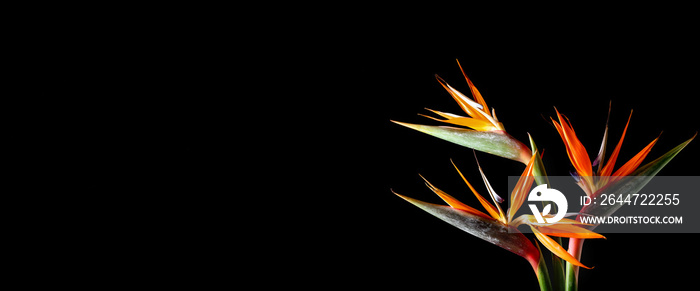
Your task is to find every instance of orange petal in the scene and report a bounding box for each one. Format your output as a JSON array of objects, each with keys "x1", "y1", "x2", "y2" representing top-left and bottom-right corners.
[
  {"x1": 552, "y1": 118, "x2": 587, "y2": 178},
  {"x1": 451, "y1": 160, "x2": 502, "y2": 221},
  {"x1": 456, "y1": 59, "x2": 490, "y2": 116},
  {"x1": 532, "y1": 227, "x2": 593, "y2": 269},
  {"x1": 551, "y1": 118, "x2": 576, "y2": 164},
  {"x1": 599, "y1": 110, "x2": 632, "y2": 177},
  {"x1": 420, "y1": 109, "x2": 497, "y2": 131},
  {"x1": 555, "y1": 217, "x2": 593, "y2": 226},
  {"x1": 612, "y1": 134, "x2": 660, "y2": 178},
  {"x1": 513, "y1": 215, "x2": 593, "y2": 227},
  {"x1": 419, "y1": 174, "x2": 493, "y2": 220},
  {"x1": 434, "y1": 75, "x2": 498, "y2": 129},
  {"x1": 554, "y1": 109, "x2": 592, "y2": 177},
  {"x1": 435, "y1": 74, "x2": 483, "y2": 118},
  {"x1": 534, "y1": 224, "x2": 606, "y2": 239},
  {"x1": 540, "y1": 232, "x2": 605, "y2": 239},
  {"x1": 507, "y1": 151, "x2": 537, "y2": 222}
]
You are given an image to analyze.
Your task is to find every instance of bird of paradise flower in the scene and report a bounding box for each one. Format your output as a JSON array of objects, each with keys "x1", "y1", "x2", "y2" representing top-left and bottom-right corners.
[
  {"x1": 391, "y1": 153, "x2": 604, "y2": 290},
  {"x1": 551, "y1": 106, "x2": 696, "y2": 290},
  {"x1": 391, "y1": 60, "x2": 695, "y2": 291}
]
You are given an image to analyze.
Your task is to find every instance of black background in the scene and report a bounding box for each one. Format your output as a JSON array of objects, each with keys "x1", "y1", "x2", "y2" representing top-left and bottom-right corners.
[
  {"x1": 330, "y1": 23, "x2": 700, "y2": 290},
  {"x1": 18, "y1": 6, "x2": 700, "y2": 290}
]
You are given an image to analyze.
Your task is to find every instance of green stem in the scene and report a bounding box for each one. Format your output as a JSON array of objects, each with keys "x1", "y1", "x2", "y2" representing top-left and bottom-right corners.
[
  {"x1": 551, "y1": 237, "x2": 566, "y2": 291},
  {"x1": 535, "y1": 251, "x2": 553, "y2": 291},
  {"x1": 530, "y1": 140, "x2": 564, "y2": 290},
  {"x1": 565, "y1": 238, "x2": 585, "y2": 291},
  {"x1": 528, "y1": 136, "x2": 560, "y2": 291},
  {"x1": 529, "y1": 241, "x2": 553, "y2": 291}
]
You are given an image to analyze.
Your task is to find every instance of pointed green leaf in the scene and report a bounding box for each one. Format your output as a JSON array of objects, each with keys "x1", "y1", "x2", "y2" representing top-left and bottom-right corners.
[
  {"x1": 631, "y1": 133, "x2": 696, "y2": 177},
  {"x1": 392, "y1": 190, "x2": 539, "y2": 262},
  {"x1": 392, "y1": 121, "x2": 531, "y2": 164}
]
